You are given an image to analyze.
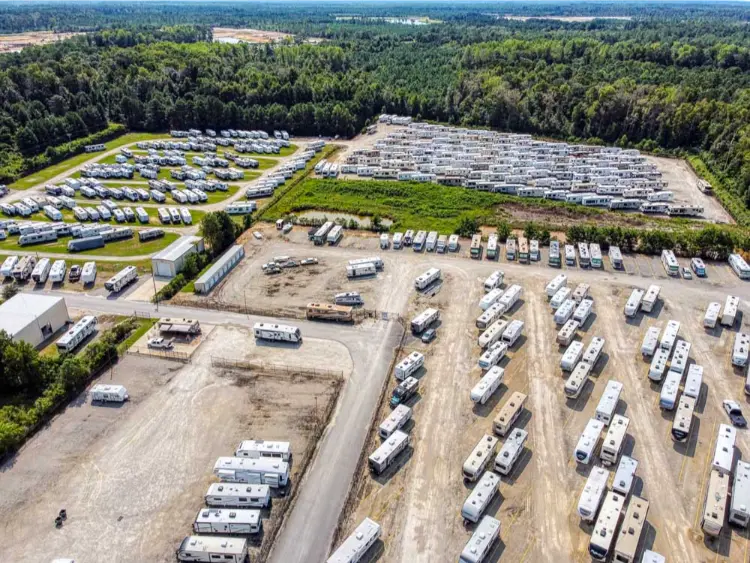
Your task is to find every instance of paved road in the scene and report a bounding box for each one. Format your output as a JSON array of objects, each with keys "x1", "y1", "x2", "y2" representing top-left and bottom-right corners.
[{"x1": 34, "y1": 290, "x2": 403, "y2": 563}]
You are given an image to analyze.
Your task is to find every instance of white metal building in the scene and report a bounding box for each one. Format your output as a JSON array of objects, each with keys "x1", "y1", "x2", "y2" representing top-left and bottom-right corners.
[
  {"x1": 194, "y1": 244, "x2": 245, "y2": 294},
  {"x1": 151, "y1": 235, "x2": 205, "y2": 279},
  {"x1": 0, "y1": 293, "x2": 70, "y2": 347}
]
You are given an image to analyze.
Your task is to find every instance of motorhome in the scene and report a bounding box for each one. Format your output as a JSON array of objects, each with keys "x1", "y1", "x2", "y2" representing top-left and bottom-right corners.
[
  {"x1": 590, "y1": 243, "x2": 603, "y2": 268},
  {"x1": 425, "y1": 231, "x2": 439, "y2": 252},
  {"x1": 573, "y1": 299, "x2": 594, "y2": 325},
  {"x1": 462, "y1": 434, "x2": 499, "y2": 482},
  {"x1": 390, "y1": 376, "x2": 418, "y2": 408},
  {"x1": 684, "y1": 364, "x2": 703, "y2": 399},
  {"x1": 498, "y1": 284, "x2": 522, "y2": 312},
  {"x1": 554, "y1": 299, "x2": 576, "y2": 326},
  {"x1": 577, "y1": 466, "x2": 609, "y2": 522},
  {"x1": 588, "y1": 491, "x2": 625, "y2": 561},
  {"x1": 641, "y1": 284, "x2": 660, "y2": 313},
  {"x1": 661, "y1": 249, "x2": 679, "y2": 276},
  {"x1": 415, "y1": 267, "x2": 441, "y2": 290},
  {"x1": 312, "y1": 221, "x2": 333, "y2": 245},
  {"x1": 565, "y1": 362, "x2": 592, "y2": 399},
  {"x1": 669, "y1": 340, "x2": 691, "y2": 376},
  {"x1": 712, "y1": 424, "x2": 736, "y2": 476},
  {"x1": 704, "y1": 302, "x2": 721, "y2": 329},
  {"x1": 557, "y1": 319, "x2": 580, "y2": 346},
  {"x1": 595, "y1": 380, "x2": 623, "y2": 426},
  {"x1": 729, "y1": 253, "x2": 750, "y2": 280},
  {"x1": 575, "y1": 418, "x2": 604, "y2": 464},
  {"x1": 204, "y1": 483, "x2": 271, "y2": 509},
  {"x1": 458, "y1": 516, "x2": 501, "y2": 563},
  {"x1": 623, "y1": 289, "x2": 644, "y2": 317},
  {"x1": 518, "y1": 238, "x2": 530, "y2": 263},
  {"x1": 691, "y1": 257, "x2": 707, "y2": 277},
  {"x1": 565, "y1": 244, "x2": 576, "y2": 266},
  {"x1": 609, "y1": 246, "x2": 623, "y2": 269},
  {"x1": 411, "y1": 308, "x2": 439, "y2": 334},
  {"x1": 213, "y1": 456, "x2": 290, "y2": 488},
  {"x1": 436, "y1": 234, "x2": 448, "y2": 253},
  {"x1": 81, "y1": 261, "x2": 97, "y2": 284},
  {"x1": 478, "y1": 341, "x2": 508, "y2": 370},
  {"x1": 671, "y1": 395, "x2": 696, "y2": 442},
  {"x1": 326, "y1": 518, "x2": 381, "y2": 563},
  {"x1": 550, "y1": 287, "x2": 572, "y2": 310},
  {"x1": 479, "y1": 288, "x2": 503, "y2": 311},
  {"x1": 193, "y1": 508, "x2": 261, "y2": 535},
  {"x1": 641, "y1": 326, "x2": 660, "y2": 357},
  {"x1": 56, "y1": 315, "x2": 97, "y2": 353},
  {"x1": 505, "y1": 238, "x2": 516, "y2": 261},
  {"x1": 722, "y1": 295, "x2": 740, "y2": 328},
  {"x1": 561, "y1": 341, "x2": 584, "y2": 371},
  {"x1": 484, "y1": 270, "x2": 504, "y2": 292},
  {"x1": 252, "y1": 322, "x2": 302, "y2": 343},
  {"x1": 378, "y1": 404, "x2": 412, "y2": 439},
  {"x1": 448, "y1": 234, "x2": 460, "y2": 252},
  {"x1": 641, "y1": 551, "x2": 666, "y2": 563},
  {"x1": 648, "y1": 348, "x2": 670, "y2": 382},
  {"x1": 31, "y1": 258, "x2": 51, "y2": 283},
  {"x1": 582, "y1": 337, "x2": 605, "y2": 367},
  {"x1": 478, "y1": 319, "x2": 508, "y2": 349},
  {"x1": 600, "y1": 414, "x2": 629, "y2": 466},
  {"x1": 461, "y1": 471, "x2": 500, "y2": 524},
  {"x1": 660, "y1": 320, "x2": 680, "y2": 352},
  {"x1": 494, "y1": 428, "x2": 528, "y2": 476},
  {"x1": 613, "y1": 455, "x2": 638, "y2": 496},
  {"x1": 403, "y1": 230, "x2": 414, "y2": 246},
  {"x1": 392, "y1": 232, "x2": 403, "y2": 249},
  {"x1": 530, "y1": 239, "x2": 540, "y2": 261},
  {"x1": 571, "y1": 283, "x2": 590, "y2": 303},
  {"x1": 471, "y1": 366, "x2": 504, "y2": 405},
  {"x1": 578, "y1": 242, "x2": 591, "y2": 267},
  {"x1": 702, "y1": 469, "x2": 729, "y2": 537},
  {"x1": 486, "y1": 234, "x2": 498, "y2": 259},
  {"x1": 501, "y1": 319, "x2": 524, "y2": 347},
  {"x1": 104, "y1": 265, "x2": 138, "y2": 293},
  {"x1": 327, "y1": 225, "x2": 344, "y2": 245},
  {"x1": 545, "y1": 274, "x2": 567, "y2": 298},
  {"x1": 394, "y1": 351, "x2": 425, "y2": 381},
  {"x1": 493, "y1": 392, "x2": 527, "y2": 437},
  {"x1": 549, "y1": 240, "x2": 561, "y2": 267},
  {"x1": 612, "y1": 496, "x2": 649, "y2": 563},
  {"x1": 413, "y1": 230, "x2": 427, "y2": 251},
  {"x1": 49, "y1": 260, "x2": 67, "y2": 283},
  {"x1": 729, "y1": 460, "x2": 750, "y2": 528}
]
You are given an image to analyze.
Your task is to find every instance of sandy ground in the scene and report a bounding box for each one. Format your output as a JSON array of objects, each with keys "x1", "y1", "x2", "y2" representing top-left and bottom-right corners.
[
  {"x1": 0, "y1": 324, "x2": 346, "y2": 563},
  {"x1": 213, "y1": 27, "x2": 293, "y2": 43},
  {"x1": 0, "y1": 31, "x2": 82, "y2": 53}
]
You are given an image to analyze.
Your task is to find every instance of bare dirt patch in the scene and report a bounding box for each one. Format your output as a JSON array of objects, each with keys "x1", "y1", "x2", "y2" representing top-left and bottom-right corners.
[{"x1": 0, "y1": 31, "x2": 82, "y2": 53}]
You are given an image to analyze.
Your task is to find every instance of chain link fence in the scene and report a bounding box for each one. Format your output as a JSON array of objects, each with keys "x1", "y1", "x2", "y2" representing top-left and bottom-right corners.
[
  {"x1": 210, "y1": 356, "x2": 343, "y2": 379},
  {"x1": 127, "y1": 346, "x2": 191, "y2": 363}
]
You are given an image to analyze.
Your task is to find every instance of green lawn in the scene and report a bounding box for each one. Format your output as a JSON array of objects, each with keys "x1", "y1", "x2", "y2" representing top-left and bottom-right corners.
[
  {"x1": 117, "y1": 318, "x2": 157, "y2": 354},
  {"x1": 8, "y1": 132, "x2": 170, "y2": 191},
  {"x1": 17, "y1": 207, "x2": 205, "y2": 228},
  {"x1": 0, "y1": 231, "x2": 179, "y2": 256}
]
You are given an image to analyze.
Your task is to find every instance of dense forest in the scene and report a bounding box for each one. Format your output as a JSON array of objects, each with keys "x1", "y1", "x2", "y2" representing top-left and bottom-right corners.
[{"x1": 2, "y1": 2, "x2": 750, "y2": 208}]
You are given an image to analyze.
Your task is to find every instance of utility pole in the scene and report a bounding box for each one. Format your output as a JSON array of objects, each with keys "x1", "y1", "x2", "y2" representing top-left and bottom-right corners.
[{"x1": 152, "y1": 274, "x2": 159, "y2": 311}]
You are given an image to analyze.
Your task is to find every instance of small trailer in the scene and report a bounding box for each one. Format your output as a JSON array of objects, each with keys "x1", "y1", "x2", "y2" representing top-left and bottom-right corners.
[{"x1": 91, "y1": 384, "x2": 129, "y2": 403}]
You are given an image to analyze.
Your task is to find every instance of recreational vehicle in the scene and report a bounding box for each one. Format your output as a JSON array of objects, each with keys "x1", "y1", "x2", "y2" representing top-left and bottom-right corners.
[
  {"x1": 729, "y1": 460, "x2": 750, "y2": 528},
  {"x1": 470, "y1": 366, "x2": 504, "y2": 405},
  {"x1": 557, "y1": 319, "x2": 580, "y2": 346},
  {"x1": 461, "y1": 471, "x2": 500, "y2": 524},
  {"x1": 176, "y1": 536, "x2": 248, "y2": 563},
  {"x1": 612, "y1": 497, "x2": 649, "y2": 563},
  {"x1": 589, "y1": 243, "x2": 603, "y2": 268},
  {"x1": 394, "y1": 351, "x2": 425, "y2": 381},
  {"x1": 91, "y1": 384, "x2": 128, "y2": 403},
  {"x1": 478, "y1": 341, "x2": 508, "y2": 370},
  {"x1": 470, "y1": 234, "x2": 483, "y2": 259},
  {"x1": 253, "y1": 323, "x2": 302, "y2": 343},
  {"x1": 575, "y1": 418, "x2": 604, "y2": 465},
  {"x1": 577, "y1": 466, "x2": 609, "y2": 522},
  {"x1": 334, "y1": 292, "x2": 364, "y2": 306},
  {"x1": 477, "y1": 319, "x2": 508, "y2": 349},
  {"x1": 704, "y1": 302, "x2": 721, "y2": 329},
  {"x1": 623, "y1": 289, "x2": 644, "y2": 317},
  {"x1": 578, "y1": 243, "x2": 591, "y2": 267},
  {"x1": 669, "y1": 340, "x2": 691, "y2": 376},
  {"x1": 613, "y1": 455, "x2": 638, "y2": 496},
  {"x1": 684, "y1": 364, "x2": 703, "y2": 399},
  {"x1": 213, "y1": 456, "x2": 290, "y2": 488},
  {"x1": 415, "y1": 267, "x2": 441, "y2": 290},
  {"x1": 56, "y1": 316, "x2": 97, "y2": 353},
  {"x1": 554, "y1": 299, "x2": 576, "y2": 326},
  {"x1": 235, "y1": 440, "x2": 291, "y2": 462},
  {"x1": 378, "y1": 404, "x2": 412, "y2": 439},
  {"x1": 484, "y1": 270, "x2": 504, "y2": 292},
  {"x1": 505, "y1": 238, "x2": 516, "y2": 261},
  {"x1": 193, "y1": 508, "x2": 261, "y2": 535},
  {"x1": 641, "y1": 285, "x2": 660, "y2": 313},
  {"x1": 549, "y1": 240, "x2": 561, "y2": 267},
  {"x1": 722, "y1": 295, "x2": 740, "y2": 328},
  {"x1": 691, "y1": 257, "x2": 707, "y2": 277},
  {"x1": 661, "y1": 249, "x2": 679, "y2": 276},
  {"x1": 702, "y1": 469, "x2": 730, "y2": 537},
  {"x1": 479, "y1": 288, "x2": 503, "y2": 311},
  {"x1": 390, "y1": 376, "x2": 418, "y2": 408},
  {"x1": 729, "y1": 253, "x2": 750, "y2": 280},
  {"x1": 204, "y1": 484, "x2": 271, "y2": 509},
  {"x1": 641, "y1": 326, "x2": 660, "y2": 356},
  {"x1": 501, "y1": 319, "x2": 524, "y2": 346},
  {"x1": 564, "y1": 362, "x2": 592, "y2": 399},
  {"x1": 31, "y1": 258, "x2": 51, "y2": 283},
  {"x1": 588, "y1": 491, "x2": 625, "y2": 561},
  {"x1": 81, "y1": 261, "x2": 97, "y2": 284},
  {"x1": 411, "y1": 308, "x2": 439, "y2": 334},
  {"x1": 104, "y1": 266, "x2": 138, "y2": 292},
  {"x1": 49, "y1": 260, "x2": 67, "y2": 283},
  {"x1": 458, "y1": 516, "x2": 501, "y2": 563},
  {"x1": 712, "y1": 424, "x2": 736, "y2": 476},
  {"x1": 346, "y1": 263, "x2": 376, "y2": 278},
  {"x1": 601, "y1": 414, "x2": 629, "y2": 466},
  {"x1": 660, "y1": 320, "x2": 680, "y2": 352},
  {"x1": 545, "y1": 274, "x2": 567, "y2": 298},
  {"x1": 671, "y1": 395, "x2": 696, "y2": 442},
  {"x1": 493, "y1": 392, "x2": 527, "y2": 437},
  {"x1": 425, "y1": 231, "x2": 438, "y2": 252},
  {"x1": 565, "y1": 244, "x2": 576, "y2": 266},
  {"x1": 494, "y1": 428, "x2": 528, "y2": 476},
  {"x1": 413, "y1": 230, "x2": 427, "y2": 251},
  {"x1": 571, "y1": 283, "x2": 590, "y2": 303},
  {"x1": 326, "y1": 518, "x2": 381, "y2": 563},
  {"x1": 582, "y1": 337, "x2": 605, "y2": 367},
  {"x1": 573, "y1": 299, "x2": 594, "y2": 325},
  {"x1": 609, "y1": 246, "x2": 623, "y2": 269},
  {"x1": 550, "y1": 287, "x2": 572, "y2": 310},
  {"x1": 595, "y1": 380, "x2": 623, "y2": 426},
  {"x1": 648, "y1": 348, "x2": 670, "y2": 382},
  {"x1": 463, "y1": 434, "x2": 499, "y2": 482},
  {"x1": 561, "y1": 341, "x2": 584, "y2": 371}
]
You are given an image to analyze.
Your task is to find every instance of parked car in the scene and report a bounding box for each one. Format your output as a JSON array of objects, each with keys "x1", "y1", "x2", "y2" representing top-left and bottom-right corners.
[
  {"x1": 68, "y1": 265, "x2": 82, "y2": 282},
  {"x1": 681, "y1": 267, "x2": 692, "y2": 280},
  {"x1": 147, "y1": 337, "x2": 174, "y2": 350},
  {"x1": 301, "y1": 258, "x2": 319, "y2": 266},
  {"x1": 421, "y1": 328, "x2": 437, "y2": 344},
  {"x1": 252, "y1": 231, "x2": 263, "y2": 240},
  {"x1": 723, "y1": 400, "x2": 747, "y2": 428}
]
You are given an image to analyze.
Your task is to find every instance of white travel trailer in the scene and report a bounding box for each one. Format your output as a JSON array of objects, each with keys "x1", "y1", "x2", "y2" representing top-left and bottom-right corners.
[
  {"x1": 392, "y1": 232, "x2": 403, "y2": 249},
  {"x1": 394, "y1": 351, "x2": 424, "y2": 381},
  {"x1": 335, "y1": 292, "x2": 363, "y2": 306},
  {"x1": 575, "y1": 418, "x2": 604, "y2": 464},
  {"x1": 722, "y1": 295, "x2": 740, "y2": 328},
  {"x1": 498, "y1": 284, "x2": 522, "y2": 312},
  {"x1": 648, "y1": 348, "x2": 670, "y2": 382},
  {"x1": 193, "y1": 508, "x2": 261, "y2": 535},
  {"x1": 659, "y1": 370, "x2": 683, "y2": 411},
  {"x1": 612, "y1": 496, "x2": 649, "y2": 563},
  {"x1": 623, "y1": 288, "x2": 644, "y2": 317},
  {"x1": 609, "y1": 246, "x2": 623, "y2": 269},
  {"x1": 704, "y1": 301, "x2": 722, "y2": 329},
  {"x1": 641, "y1": 284, "x2": 660, "y2": 313},
  {"x1": 578, "y1": 242, "x2": 591, "y2": 267},
  {"x1": 235, "y1": 440, "x2": 291, "y2": 462},
  {"x1": 347, "y1": 263, "x2": 376, "y2": 278},
  {"x1": 471, "y1": 366, "x2": 504, "y2": 405},
  {"x1": 712, "y1": 424, "x2": 736, "y2": 476},
  {"x1": 368, "y1": 430, "x2": 410, "y2": 474},
  {"x1": 104, "y1": 265, "x2": 138, "y2": 293},
  {"x1": 573, "y1": 298, "x2": 594, "y2": 325},
  {"x1": 660, "y1": 320, "x2": 680, "y2": 352},
  {"x1": 463, "y1": 434, "x2": 499, "y2": 482},
  {"x1": 253, "y1": 322, "x2": 302, "y2": 343},
  {"x1": 545, "y1": 274, "x2": 567, "y2": 298},
  {"x1": 425, "y1": 231, "x2": 438, "y2": 252},
  {"x1": 582, "y1": 337, "x2": 605, "y2": 367},
  {"x1": 641, "y1": 551, "x2": 666, "y2": 563},
  {"x1": 571, "y1": 283, "x2": 590, "y2": 303},
  {"x1": 493, "y1": 392, "x2": 527, "y2": 437},
  {"x1": 561, "y1": 341, "x2": 584, "y2": 371},
  {"x1": 327, "y1": 518, "x2": 381, "y2": 563},
  {"x1": 671, "y1": 395, "x2": 696, "y2": 442},
  {"x1": 641, "y1": 326, "x2": 660, "y2": 357},
  {"x1": 590, "y1": 243, "x2": 603, "y2": 268},
  {"x1": 557, "y1": 319, "x2": 580, "y2": 346},
  {"x1": 613, "y1": 455, "x2": 638, "y2": 496},
  {"x1": 31, "y1": 258, "x2": 51, "y2": 283},
  {"x1": 595, "y1": 380, "x2": 623, "y2": 426},
  {"x1": 379, "y1": 404, "x2": 412, "y2": 439},
  {"x1": 601, "y1": 414, "x2": 629, "y2": 466},
  {"x1": 448, "y1": 234, "x2": 460, "y2": 252},
  {"x1": 478, "y1": 320, "x2": 508, "y2": 349},
  {"x1": 176, "y1": 536, "x2": 247, "y2": 563},
  {"x1": 81, "y1": 261, "x2": 97, "y2": 284},
  {"x1": 729, "y1": 460, "x2": 750, "y2": 528},
  {"x1": 214, "y1": 456, "x2": 290, "y2": 488},
  {"x1": 702, "y1": 469, "x2": 729, "y2": 537},
  {"x1": 476, "y1": 302, "x2": 505, "y2": 331},
  {"x1": 484, "y1": 270, "x2": 504, "y2": 292},
  {"x1": 56, "y1": 315, "x2": 97, "y2": 353},
  {"x1": 204, "y1": 484, "x2": 271, "y2": 509},
  {"x1": 49, "y1": 260, "x2": 67, "y2": 283},
  {"x1": 577, "y1": 466, "x2": 609, "y2": 522},
  {"x1": 684, "y1": 364, "x2": 703, "y2": 399},
  {"x1": 565, "y1": 362, "x2": 592, "y2": 399},
  {"x1": 90, "y1": 384, "x2": 128, "y2": 403},
  {"x1": 414, "y1": 267, "x2": 441, "y2": 290},
  {"x1": 501, "y1": 319, "x2": 524, "y2": 346},
  {"x1": 729, "y1": 253, "x2": 750, "y2": 280},
  {"x1": 494, "y1": 428, "x2": 528, "y2": 476},
  {"x1": 461, "y1": 471, "x2": 500, "y2": 524},
  {"x1": 459, "y1": 516, "x2": 501, "y2": 563},
  {"x1": 550, "y1": 287, "x2": 571, "y2": 309},
  {"x1": 554, "y1": 298, "x2": 576, "y2": 325},
  {"x1": 669, "y1": 340, "x2": 691, "y2": 376},
  {"x1": 411, "y1": 308, "x2": 439, "y2": 334},
  {"x1": 479, "y1": 288, "x2": 503, "y2": 311},
  {"x1": 478, "y1": 341, "x2": 508, "y2": 370}
]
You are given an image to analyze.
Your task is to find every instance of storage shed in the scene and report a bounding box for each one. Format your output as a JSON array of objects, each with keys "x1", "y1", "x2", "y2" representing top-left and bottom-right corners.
[
  {"x1": 151, "y1": 235, "x2": 205, "y2": 279},
  {"x1": 194, "y1": 244, "x2": 245, "y2": 294},
  {"x1": 0, "y1": 293, "x2": 70, "y2": 347}
]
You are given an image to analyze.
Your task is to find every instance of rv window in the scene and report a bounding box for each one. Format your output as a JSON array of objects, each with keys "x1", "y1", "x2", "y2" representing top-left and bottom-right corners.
[{"x1": 239, "y1": 497, "x2": 247, "y2": 502}]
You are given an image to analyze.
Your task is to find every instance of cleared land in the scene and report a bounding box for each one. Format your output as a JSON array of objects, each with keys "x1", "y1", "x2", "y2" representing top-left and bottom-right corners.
[
  {"x1": 0, "y1": 324, "x2": 346, "y2": 563},
  {"x1": 212, "y1": 27, "x2": 294, "y2": 43},
  {"x1": 0, "y1": 30, "x2": 82, "y2": 53}
]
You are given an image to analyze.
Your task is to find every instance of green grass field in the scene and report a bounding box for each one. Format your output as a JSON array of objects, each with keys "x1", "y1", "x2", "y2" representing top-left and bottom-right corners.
[
  {"x1": 15, "y1": 206, "x2": 205, "y2": 228},
  {"x1": 0, "y1": 231, "x2": 179, "y2": 256},
  {"x1": 8, "y1": 133, "x2": 171, "y2": 191},
  {"x1": 117, "y1": 318, "x2": 157, "y2": 354}
]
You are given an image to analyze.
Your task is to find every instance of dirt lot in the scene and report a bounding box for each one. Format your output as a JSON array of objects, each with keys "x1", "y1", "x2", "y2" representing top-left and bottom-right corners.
[
  {"x1": 0, "y1": 31, "x2": 82, "y2": 53},
  {"x1": 213, "y1": 27, "x2": 293, "y2": 43},
  {"x1": 0, "y1": 324, "x2": 346, "y2": 563}
]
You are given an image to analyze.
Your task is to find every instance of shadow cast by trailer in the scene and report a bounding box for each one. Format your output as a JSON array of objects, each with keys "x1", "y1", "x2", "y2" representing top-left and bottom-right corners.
[
  {"x1": 371, "y1": 445, "x2": 414, "y2": 486},
  {"x1": 472, "y1": 386, "x2": 508, "y2": 418}
]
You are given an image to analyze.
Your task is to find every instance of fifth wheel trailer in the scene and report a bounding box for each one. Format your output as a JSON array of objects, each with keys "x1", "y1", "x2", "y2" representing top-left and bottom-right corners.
[
  {"x1": 459, "y1": 516, "x2": 501, "y2": 563},
  {"x1": 104, "y1": 266, "x2": 138, "y2": 293},
  {"x1": 461, "y1": 471, "x2": 500, "y2": 524},
  {"x1": 193, "y1": 508, "x2": 261, "y2": 535},
  {"x1": 327, "y1": 517, "x2": 381, "y2": 563}
]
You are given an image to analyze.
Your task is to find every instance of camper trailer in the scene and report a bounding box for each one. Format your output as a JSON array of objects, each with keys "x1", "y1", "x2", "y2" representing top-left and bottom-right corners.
[
  {"x1": 641, "y1": 326, "x2": 660, "y2": 357},
  {"x1": 577, "y1": 466, "x2": 609, "y2": 523},
  {"x1": 414, "y1": 267, "x2": 441, "y2": 290},
  {"x1": 494, "y1": 428, "x2": 528, "y2": 476},
  {"x1": 326, "y1": 518, "x2": 381, "y2": 563},
  {"x1": 193, "y1": 508, "x2": 261, "y2": 535},
  {"x1": 623, "y1": 289, "x2": 644, "y2": 317},
  {"x1": 378, "y1": 404, "x2": 412, "y2": 439},
  {"x1": 493, "y1": 392, "x2": 527, "y2": 437},
  {"x1": 253, "y1": 323, "x2": 302, "y2": 343},
  {"x1": 462, "y1": 434, "x2": 499, "y2": 482},
  {"x1": 575, "y1": 418, "x2": 604, "y2": 465},
  {"x1": 204, "y1": 483, "x2": 271, "y2": 509},
  {"x1": 104, "y1": 266, "x2": 138, "y2": 293},
  {"x1": 213, "y1": 456, "x2": 290, "y2": 488},
  {"x1": 595, "y1": 381, "x2": 623, "y2": 426},
  {"x1": 564, "y1": 362, "x2": 592, "y2": 399},
  {"x1": 461, "y1": 471, "x2": 500, "y2": 524},
  {"x1": 394, "y1": 351, "x2": 425, "y2": 381},
  {"x1": 368, "y1": 430, "x2": 410, "y2": 474},
  {"x1": 470, "y1": 366, "x2": 504, "y2": 404},
  {"x1": 56, "y1": 315, "x2": 97, "y2": 353},
  {"x1": 458, "y1": 516, "x2": 501, "y2": 563},
  {"x1": 722, "y1": 295, "x2": 740, "y2": 328},
  {"x1": 90, "y1": 384, "x2": 128, "y2": 403},
  {"x1": 600, "y1": 414, "x2": 629, "y2": 466}
]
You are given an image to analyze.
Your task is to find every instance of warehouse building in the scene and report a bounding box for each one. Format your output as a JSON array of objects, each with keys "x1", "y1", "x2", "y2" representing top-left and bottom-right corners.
[
  {"x1": 151, "y1": 235, "x2": 205, "y2": 279},
  {"x1": 0, "y1": 293, "x2": 70, "y2": 347},
  {"x1": 194, "y1": 244, "x2": 245, "y2": 294}
]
